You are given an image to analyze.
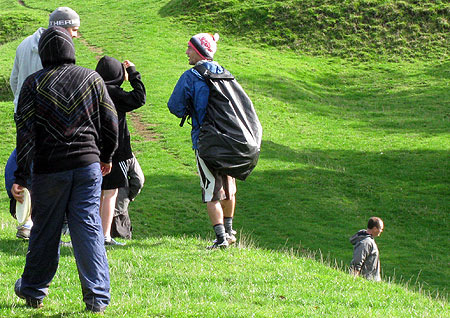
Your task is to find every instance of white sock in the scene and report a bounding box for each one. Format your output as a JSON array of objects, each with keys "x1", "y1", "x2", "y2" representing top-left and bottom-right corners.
[{"x1": 23, "y1": 220, "x2": 33, "y2": 228}]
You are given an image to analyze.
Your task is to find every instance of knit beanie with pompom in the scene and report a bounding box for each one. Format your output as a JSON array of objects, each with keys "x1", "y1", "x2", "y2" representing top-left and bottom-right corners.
[{"x1": 188, "y1": 33, "x2": 219, "y2": 61}]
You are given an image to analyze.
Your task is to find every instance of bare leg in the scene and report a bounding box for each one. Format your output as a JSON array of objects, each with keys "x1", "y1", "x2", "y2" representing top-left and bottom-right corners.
[
  {"x1": 99, "y1": 189, "x2": 118, "y2": 239},
  {"x1": 221, "y1": 196, "x2": 235, "y2": 218},
  {"x1": 207, "y1": 200, "x2": 223, "y2": 225},
  {"x1": 221, "y1": 196, "x2": 237, "y2": 243}
]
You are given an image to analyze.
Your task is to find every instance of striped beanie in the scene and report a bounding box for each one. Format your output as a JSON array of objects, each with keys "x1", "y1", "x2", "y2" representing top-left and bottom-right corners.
[{"x1": 188, "y1": 33, "x2": 220, "y2": 61}]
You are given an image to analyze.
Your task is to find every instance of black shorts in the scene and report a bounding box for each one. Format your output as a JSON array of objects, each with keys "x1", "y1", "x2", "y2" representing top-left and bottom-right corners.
[{"x1": 101, "y1": 160, "x2": 129, "y2": 190}]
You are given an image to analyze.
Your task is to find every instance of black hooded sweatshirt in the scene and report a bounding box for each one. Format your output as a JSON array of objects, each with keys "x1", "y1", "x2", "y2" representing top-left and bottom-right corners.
[
  {"x1": 95, "y1": 56, "x2": 146, "y2": 162},
  {"x1": 14, "y1": 27, "x2": 118, "y2": 186}
]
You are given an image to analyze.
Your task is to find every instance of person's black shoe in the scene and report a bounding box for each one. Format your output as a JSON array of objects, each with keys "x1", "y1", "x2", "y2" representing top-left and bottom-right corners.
[
  {"x1": 85, "y1": 304, "x2": 106, "y2": 313},
  {"x1": 25, "y1": 297, "x2": 44, "y2": 308},
  {"x1": 15, "y1": 279, "x2": 43, "y2": 308}
]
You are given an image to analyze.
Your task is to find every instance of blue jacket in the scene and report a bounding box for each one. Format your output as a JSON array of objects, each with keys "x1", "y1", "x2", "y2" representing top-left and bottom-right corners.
[
  {"x1": 168, "y1": 61, "x2": 224, "y2": 149},
  {"x1": 5, "y1": 148, "x2": 33, "y2": 199},
  {"x1": 5, "y1": 149, "x2": 17, "y2": 199}
]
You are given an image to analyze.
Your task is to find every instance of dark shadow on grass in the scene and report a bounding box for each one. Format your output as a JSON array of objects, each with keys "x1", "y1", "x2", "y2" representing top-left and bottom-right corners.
[
  {"x1": 0, "y1": 143, "x2": 446, "y2": 296},
  {"x1": 0, "y1": 302, "x2": 72, "y2": 317},
  {"x1": 0, "y1": 238, "x2": 28, "y2": 255},
  {"x1": 239, "y1": 61, "x2": 449, "y2": 134},
  {"x1": 0, "y1": 237, "x2": 77, "y2": 257},
  {"x1": 129, "y1": 140, "x2": 449, "y2": 297},
  {"x1": 424, "y1": 60, "x2": 450, "y2": 80}
]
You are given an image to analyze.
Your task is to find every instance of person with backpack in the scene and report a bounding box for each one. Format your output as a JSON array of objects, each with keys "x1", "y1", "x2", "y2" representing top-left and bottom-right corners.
[{"x1": 168, "y1": 33, "x2": 241, "y2": 249}]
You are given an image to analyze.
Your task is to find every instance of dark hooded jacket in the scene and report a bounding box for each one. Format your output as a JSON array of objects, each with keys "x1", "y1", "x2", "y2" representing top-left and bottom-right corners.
[
  {"x1": 95, "y1": 56, "x2": 146, "y2": 162},
  {"x1": 350, "y1": 230, "x2": 381, "y2": 281},
  {"x1": 14, "y1": 27, "x2": 118, "y2": 186}
]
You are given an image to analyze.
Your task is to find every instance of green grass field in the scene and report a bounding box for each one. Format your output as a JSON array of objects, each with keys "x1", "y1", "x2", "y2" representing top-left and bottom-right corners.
[{"x1": 0, "y1": 0, "x2": 448, "y2": 317}]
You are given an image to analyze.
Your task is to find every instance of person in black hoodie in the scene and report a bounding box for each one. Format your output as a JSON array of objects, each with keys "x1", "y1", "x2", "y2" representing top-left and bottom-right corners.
[
  {"x1": 12, "y1": 27, "x2": 118, "y2": 312},
  {"x1": 95, "y1": 56, "x2": 146, "y2": 245}
]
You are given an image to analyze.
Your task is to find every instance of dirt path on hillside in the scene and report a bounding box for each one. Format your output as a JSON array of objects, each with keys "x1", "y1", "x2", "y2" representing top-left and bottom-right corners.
[{"x1": 17, "y1": 0, "x2": 158, "y2": 142}]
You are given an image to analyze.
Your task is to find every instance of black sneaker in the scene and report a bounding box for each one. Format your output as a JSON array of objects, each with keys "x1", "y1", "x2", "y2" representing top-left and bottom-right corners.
[
  {"x1": 105, "y1": 238, "x2": 125, "y2": 246},
  {"x1": 14, "y1": 279, "x2": 43, "y2": 308},
  {"x1": 85, "y1": 303, "x2": 106, "y2": 313}
]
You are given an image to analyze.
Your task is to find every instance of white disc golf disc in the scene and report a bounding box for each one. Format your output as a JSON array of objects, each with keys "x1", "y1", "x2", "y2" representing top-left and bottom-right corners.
[{"x1": 16, "y1": 188, "x2": 31, "y2": 224}]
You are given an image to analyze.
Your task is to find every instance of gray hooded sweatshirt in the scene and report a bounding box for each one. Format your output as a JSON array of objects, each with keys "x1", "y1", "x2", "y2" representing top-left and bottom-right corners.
[
  {"x1": 350, "y1": 230, "x2": 381, "y2": 281},
  {"x1": 10, "y1": 27, "x2": 45, "y2": 113}
]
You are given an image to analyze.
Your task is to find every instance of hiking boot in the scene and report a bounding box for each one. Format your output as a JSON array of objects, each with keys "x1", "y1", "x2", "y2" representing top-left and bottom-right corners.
[
  {"x1": 207, "y1": 239, "x2": 229, "y2": 249},
  {"x1": 15, "y1": 279, "x2": 43, "y2": 309},
  {"x1": 105, "y1": 238, "x2": 125, "y2": 246},
  {"x1": 16, "y1": 225, "x2": 31, "y2": 240}
]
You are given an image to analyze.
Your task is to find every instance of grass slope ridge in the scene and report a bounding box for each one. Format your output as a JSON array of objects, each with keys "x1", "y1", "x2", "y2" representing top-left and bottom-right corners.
[{"x1": 160, "y1": 0, "x2": 450, "y2": 60}]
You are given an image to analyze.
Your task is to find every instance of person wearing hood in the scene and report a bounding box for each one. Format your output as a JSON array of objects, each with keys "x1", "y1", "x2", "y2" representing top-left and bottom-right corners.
[
  {"x1": 350, "y1": 217, "x2": 384, "y2": 281},
  {"x1": 8, "y1": 6, "x2": 80, "y2": 240},
  {"x1": 168, "y1": 33, "x2": 238, "y2": 249},
  {"x1": 12, "y1": 27, "x2": 118, "y2": 312},
  {"x1": 95, "y1": 56, "x2": 146, "y2": 246}
]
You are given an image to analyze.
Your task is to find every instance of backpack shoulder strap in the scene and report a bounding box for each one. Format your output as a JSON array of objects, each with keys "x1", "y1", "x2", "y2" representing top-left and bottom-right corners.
[
  {"x1": 194, "y1": 64, "x2": 234, "y2": 81},
  {"x1": 193, "y1": 64, "x2": 209, "y2": 79}
]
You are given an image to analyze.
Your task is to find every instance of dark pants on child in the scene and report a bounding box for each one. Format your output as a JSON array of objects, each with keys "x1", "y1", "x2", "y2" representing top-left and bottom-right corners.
[{"x1": 17, "y1": 162, "x2": 110, "y2": 310}]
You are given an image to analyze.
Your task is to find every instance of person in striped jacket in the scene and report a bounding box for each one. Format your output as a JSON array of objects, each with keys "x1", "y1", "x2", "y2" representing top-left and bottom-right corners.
[{"x1": 12, "y1": 27, "x2": 118, "y2": 313}]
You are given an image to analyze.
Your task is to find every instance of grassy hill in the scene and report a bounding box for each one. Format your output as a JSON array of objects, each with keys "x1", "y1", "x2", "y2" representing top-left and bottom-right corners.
[
  {"x1": 0, "y1": 0, "x2": 448, "y2": 316},
  {"x1": 160, "y1": 0, "x2": 450, "y2": 60}
]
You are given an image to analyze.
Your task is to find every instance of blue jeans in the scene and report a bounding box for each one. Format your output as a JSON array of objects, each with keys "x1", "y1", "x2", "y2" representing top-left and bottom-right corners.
[{"x1": 18, "y1": 163, "x2": 110, "y2": 310}]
